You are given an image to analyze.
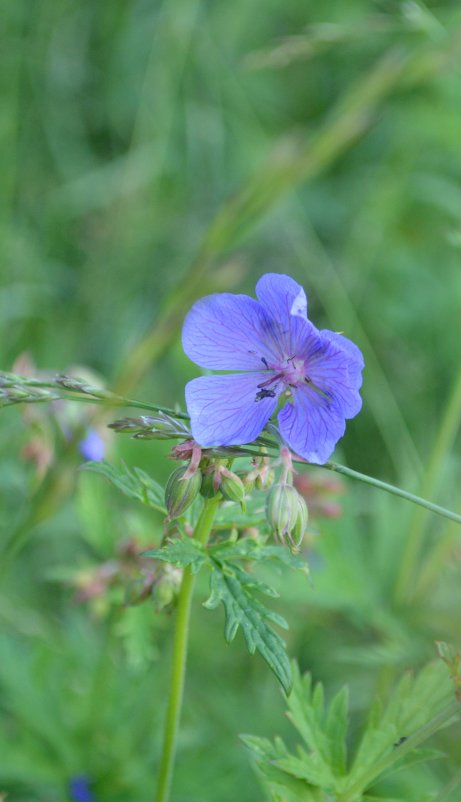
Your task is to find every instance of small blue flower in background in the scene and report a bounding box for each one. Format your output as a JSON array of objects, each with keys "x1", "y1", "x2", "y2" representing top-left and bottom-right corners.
[
  {"x1": 79, "y1": 429, "x2": 105, "y2": 462},
  {"x1": 69, "y1": 775, "x2": 95, "y2": 802},
  {"x1": 182, "y1": 273, "x2": 364, "y2": 464}
]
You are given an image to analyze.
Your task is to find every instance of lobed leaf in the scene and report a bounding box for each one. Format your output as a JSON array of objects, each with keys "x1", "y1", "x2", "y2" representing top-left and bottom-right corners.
[
  {"x1": 83, "y1": 460, "x2": 166, "y2": 513},
  {"x1": 243, "y1": 659, "x2": 459, "y2": 801},
  {"x1": 347, "y1": 660, "x2": 454, "y2": 789},
  {"x1": 204, "y1": 560, "x2": 292, "y2": 693},
  {"x1": 143, "y1": 538, "x2": 207, "y2": 573}
]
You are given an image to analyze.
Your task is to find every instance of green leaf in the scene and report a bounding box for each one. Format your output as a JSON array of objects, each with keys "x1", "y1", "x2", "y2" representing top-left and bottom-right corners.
[
  {"x1": 272, "y1": 751, "x2": 336, "y2": 789},
  {"x1": 347, "y1": 660, "x2": 454, "y2": 790},
  {"x1": 143, "y1": 537, "x2": 207, "y2": 573},
  {"x1": 204, "y1": 560, "x2": 292, "y2": 693},
  {"x1": 325, "y1": 684, "x2": 349, "y2": 776},
  {"x1": 242, "y1": 659, "x2": 457, "y2": 802},
  {"x1": 281, "y1": 665, "x2": 339, "y2": 787},
  {"x1": 83, "y1": 460, "x2": 166, "y2": 513},
  {"x1": 241, "y1": 735, "x2": 323, "y2": 802},
  {"x1": 257, "y1": 762, "x2": 323, "y2": 802}
]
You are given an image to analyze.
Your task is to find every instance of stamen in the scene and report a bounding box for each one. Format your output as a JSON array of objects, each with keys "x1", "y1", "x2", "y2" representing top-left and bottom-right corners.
[
  {"x1": 304, "y1": 376, "x2": 331, "y2": 402},
  {"x1": 257, "y1": 372, "x2": 284, "y2": 389}
]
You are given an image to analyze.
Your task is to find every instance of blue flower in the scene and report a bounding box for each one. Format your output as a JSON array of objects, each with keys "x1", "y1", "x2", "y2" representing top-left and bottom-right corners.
[
  {"x1": 182, "y1": 273, "x2": 364, "y2": 464},
  {"x1": 79, "y1": 429, "x2": 105, "y2": 462},
  {"x1": 69, "y1": 775, "x2": 95, "y2": 802}
]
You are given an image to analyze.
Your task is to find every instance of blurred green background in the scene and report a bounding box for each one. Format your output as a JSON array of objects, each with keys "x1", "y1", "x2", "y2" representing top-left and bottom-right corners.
[{"x1": 1, "y1": 1, "x2": 461, "y2": 800}]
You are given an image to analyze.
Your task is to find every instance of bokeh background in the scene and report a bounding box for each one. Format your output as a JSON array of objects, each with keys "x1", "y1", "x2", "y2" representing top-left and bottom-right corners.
[{"x1": 1, "y1": 1, "x2": 461, "y2": 800}]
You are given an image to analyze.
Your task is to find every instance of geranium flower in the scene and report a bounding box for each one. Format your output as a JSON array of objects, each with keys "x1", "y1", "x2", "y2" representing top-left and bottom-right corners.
[{"x1": 182, "y1": 273, "x2": 364, "y2": 464}]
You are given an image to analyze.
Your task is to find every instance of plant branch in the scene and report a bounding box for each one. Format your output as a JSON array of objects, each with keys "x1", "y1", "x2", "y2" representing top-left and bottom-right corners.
[{"x1": 323, "y1": 461, "x2": 461, "y2": 526}]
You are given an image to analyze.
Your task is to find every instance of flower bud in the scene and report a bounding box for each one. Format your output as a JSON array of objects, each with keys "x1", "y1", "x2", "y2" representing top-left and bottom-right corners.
[
  {"x1": 109, "y1": 414, "x2": 190, "y2": 440},
  {"x1": 165, "y1": 465, "x2": 202, "y2": 519},
  {"x1": 238, "y1": 470, "x2": 255, "y2": 493},
  {"x1": 220, "y1": 469, "x2": 246, "y2": 510},
  {"x1": 289, "y1": 493, "x2": 309, "y2": 551},
  {"x1": 152, "y1": 565, "x2": 183, "y2": 611},
  {"x1": 266, "y1": 483, "x2": 300, "y2": 540},
  {"x1": 256, "y1": 467, "x2": 275, "y2": 491}
]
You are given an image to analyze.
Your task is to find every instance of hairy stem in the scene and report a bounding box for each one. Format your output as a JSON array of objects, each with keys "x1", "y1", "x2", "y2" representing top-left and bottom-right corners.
[
  {"x1": 154, "y1": 496, "x2": 220, "y2": 802},
  {"x1": 324, "y1": 461, "x2": 461, "y2": 527}
]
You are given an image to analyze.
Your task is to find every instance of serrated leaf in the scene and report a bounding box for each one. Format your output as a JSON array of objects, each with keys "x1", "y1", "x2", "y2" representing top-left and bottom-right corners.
[
  {"x1": 204, "y1": 561, "x2": 292, "y2": 693},
  {"x1": 243, "y1": 660, "x2": 458, "y2": 802},
  {"x1": 325, "y1": 685, "x2": 349, "y2": 775},
  {"x1": 242, "y1": 735, "x2": 323, "y2": 802},
  {"x1": 273, "y1": 751, "x2": 336, "y2": 789},
  {"x1": 286, "y1": 668, "x2": 332, "y2": 770},
  {"x1": 257, "y1": 763, "x2": 323, "y2": 802},
  {"x1": 143, "y1": 537, "x2": 206, "y2": 573},
  {"x1": 240, "y1": 734, "x2": 278, "y2": 760},
  {"x1": 83, "y1": 460, "x2": 166, "y2": 513}
]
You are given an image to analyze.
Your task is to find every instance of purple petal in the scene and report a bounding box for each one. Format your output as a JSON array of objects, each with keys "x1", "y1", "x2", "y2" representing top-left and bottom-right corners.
[
  {"x1": 320, "y1": 329, "x2": 365, "y2": 387},
  {"x1": 296, "y1": 327, "x2": 363, "y2": 419},
  {"x1": 256, "y1": 273, "x2": 308, "y2": 323},
  {"x1": 278, "y1": 390, "x2": 347, "y2": 464},
  {"x1": 185, "y1": 373, "x2": 279, "y2": 447},
  {"x1": 182, "y1": 293, "x2": 279, "y2": 371}
]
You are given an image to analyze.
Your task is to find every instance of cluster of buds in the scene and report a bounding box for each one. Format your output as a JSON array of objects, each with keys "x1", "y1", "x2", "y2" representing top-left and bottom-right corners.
[
  {"x1": 242, "y1": 453, "x2": 275, "y2": 492},
  {"x1": 164, "y1": 452, "x2": 247, "y2": 521},
  {"x1": 200, "y1": 462, "x2": 246, "y2": 508},
  {"x1": 72, "y1": 537, "x2": 183, "y2": 613},
  {"x1": 163, "y1": 440, "x2": 280, "y2": 523}
]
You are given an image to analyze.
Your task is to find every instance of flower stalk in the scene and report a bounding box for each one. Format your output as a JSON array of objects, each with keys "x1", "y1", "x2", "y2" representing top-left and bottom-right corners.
[{"x1": 154, "y1": 495, "x2": 220, "y2": 802}]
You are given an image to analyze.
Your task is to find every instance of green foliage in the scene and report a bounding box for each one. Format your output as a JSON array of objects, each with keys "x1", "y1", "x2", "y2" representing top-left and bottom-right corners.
[
  {"x1": 146, "y1": 536, "x2": 309, "y2": 693},
  {"x1": 144, "y1": 537, "x2": 207, "y2": 574},
  {"x1": 204, "y1": 561, "x2": 292, "y2": 694},
  {"x1": 2, "y1": 0, "x2": 461, "y2": 799},
  {"x1": 243, "y1": 660, "x2": 459, "y2": 801},
  {"x1": 83, "y1": 460, "x2": 166, "y2": 515}
]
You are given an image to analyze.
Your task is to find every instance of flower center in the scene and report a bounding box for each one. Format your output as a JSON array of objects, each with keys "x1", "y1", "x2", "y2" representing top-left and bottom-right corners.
[
  {"x1": 254, "y1": 356, "x2": 309, "y2": 402},
  {"x1": 281, "y1": 356, "x2": 306, "y2": 387}
]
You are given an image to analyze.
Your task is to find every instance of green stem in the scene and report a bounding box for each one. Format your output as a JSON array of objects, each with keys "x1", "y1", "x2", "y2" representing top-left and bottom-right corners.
[
  {"x1": 154, "y1": 496, "x2": 220, "y2": 802},
  {"x1": 324, "y1": 461, "x2": 461, "y2": 527},
  {"x1": 393, "y1": 365, "x2": 461, "y2": 603}
]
